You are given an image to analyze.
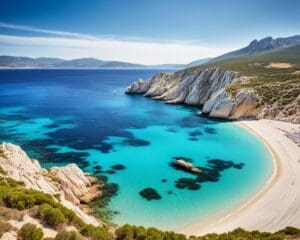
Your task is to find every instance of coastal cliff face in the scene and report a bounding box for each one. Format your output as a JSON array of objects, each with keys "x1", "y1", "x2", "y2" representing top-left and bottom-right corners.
[
  {"x1": 126, "y1": 67, "x2": 260, "y2": 120},
  {"x1": 202, "y1": 88, "x2": 261, "y2": 119},
  {"x1": 0, "y1": 142, "x2": 99, "y2": 225}
]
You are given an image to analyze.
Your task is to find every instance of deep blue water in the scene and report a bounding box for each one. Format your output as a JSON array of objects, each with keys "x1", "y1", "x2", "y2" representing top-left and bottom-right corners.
[{"x1": 0, "y1": 69, "x2": 272, "y2": 230}]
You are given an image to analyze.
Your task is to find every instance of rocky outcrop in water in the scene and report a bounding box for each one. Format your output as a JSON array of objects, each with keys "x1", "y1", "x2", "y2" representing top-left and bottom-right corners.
[
  {"x1": 173, "y1": 159, "x2": 202, "y2": 174},
  {"x1": 126, "y1": 67, "x2": 260, "y2": 120},
  {"x1": 0, "y1": 142, "x2": 100, "y2": 225}
]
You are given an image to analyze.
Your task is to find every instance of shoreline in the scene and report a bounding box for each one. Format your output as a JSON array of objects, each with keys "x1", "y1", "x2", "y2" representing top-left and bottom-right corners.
[{"x1": 181, "y1": 119, "x2": 300, "y2": 235}]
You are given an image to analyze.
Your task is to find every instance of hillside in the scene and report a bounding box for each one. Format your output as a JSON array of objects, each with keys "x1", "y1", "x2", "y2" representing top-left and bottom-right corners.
[
  {"x1": 0, "y1": 56, "x2": 144, "y2": 68},
  {"x1": 0, "y1": 56, "x2": 212, "y2": 69},
  {"x1": 126, "y1": 44, "x2": 300, "y2": 123},
  {"x1": 54, "y1": 58, "x2": 143, "y2": 68},
  {"x1": 189, "y1": 44, "x2": 300, "y2": 122},
  {"x1": 210, "y1": 35, "x2": 300, "y2": 63}
]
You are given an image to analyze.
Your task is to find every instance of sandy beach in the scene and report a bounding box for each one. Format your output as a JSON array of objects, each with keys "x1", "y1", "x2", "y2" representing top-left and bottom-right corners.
[{"x1": 183, "y1": 119, "x2": 300, "y2": 235}]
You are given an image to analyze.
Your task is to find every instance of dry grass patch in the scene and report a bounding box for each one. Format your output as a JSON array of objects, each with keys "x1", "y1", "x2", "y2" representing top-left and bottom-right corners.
[{"x1": 266, "y1": 62, "x2": 293, "y2": 68}]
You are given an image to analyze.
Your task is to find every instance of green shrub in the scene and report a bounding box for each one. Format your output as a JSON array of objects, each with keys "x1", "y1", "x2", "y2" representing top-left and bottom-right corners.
[
  {"x1": 0, "y1": 176, "x2": 24, "y2": 188},
  {"x1": 39, "y1": 203, "x2": 66, "y2": 227},
  {"x1": 278, "y1": 226, "x2": 300, "y2": 236},
  {"x1": 80, "y1": 224, "x2": 113, "y2": 240},
  {"x1": 17, "y1": 223, "x2": 43, "y2": 240},
  {"x1": 116, "y1": 225, "x2": 186, "y2": 240},
  {"x1": 55, "y1": 230, "x2": 84, "y2": 240}
]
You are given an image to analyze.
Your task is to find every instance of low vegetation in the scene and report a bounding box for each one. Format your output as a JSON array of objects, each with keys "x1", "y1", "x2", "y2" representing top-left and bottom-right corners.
[
  {"x1": 116, "y1": 225, "x2": 300, "y2": 240},
  {"x1": 39, "y1": 203, "x2": 66, "y2": 227},
  {"x1": 0, "y1": 175, "x2": 113, "y2": 239},
  {"x1": 17, "y1": 223, "x2": 43, "y2": 240},
  {"x1": 55, "y1": 230, "x2": 84, "y2": 240}
]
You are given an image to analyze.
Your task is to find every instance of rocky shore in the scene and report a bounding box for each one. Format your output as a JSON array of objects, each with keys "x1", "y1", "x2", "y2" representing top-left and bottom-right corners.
[
  {"x1": 126, "y1": 67, "x2": 260, "y2": 120},
  {"x1": 0, "y1": 142, "x2": 100, "y2": 226}
]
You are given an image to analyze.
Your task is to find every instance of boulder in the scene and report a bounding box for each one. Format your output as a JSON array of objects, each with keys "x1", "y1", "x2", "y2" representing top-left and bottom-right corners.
[{"x1": 174, "y1": 159, "x2": 202, "y2": 174}]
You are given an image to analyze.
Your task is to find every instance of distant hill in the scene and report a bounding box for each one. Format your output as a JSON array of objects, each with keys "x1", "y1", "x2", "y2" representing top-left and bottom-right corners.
[
  {"x1": 0, "y1": 56, "x2": 64, "y2": 67},
  {"x1": 0, "y1": 56, "x2": 213, "y2": 69},
  {"x1": 185, "y1": 58, "x2": 212, "y2": 67},
  {"x1": 210, "y1": 35, "x2": 300, "y2": 63},
  {"x1": 53, "y1": 58, "x2": 143, "y2": 68},
  {"x1": 0, "y1": 56, "x2": 144, "y2": 68}
]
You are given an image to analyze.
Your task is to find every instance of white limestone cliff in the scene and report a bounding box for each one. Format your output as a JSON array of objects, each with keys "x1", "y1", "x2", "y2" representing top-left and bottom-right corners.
[{"x1": 126, "y1": 67, "x2": 259, "y2": 120}]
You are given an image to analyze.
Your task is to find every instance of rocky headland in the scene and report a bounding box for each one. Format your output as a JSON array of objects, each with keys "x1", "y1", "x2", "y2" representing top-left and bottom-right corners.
[
  {"x1": 0, "y1": 142, "x2": 100, "y2": 226},
  {"x1": 126, "y1": 67, "x2": 261, "y2": 120}
]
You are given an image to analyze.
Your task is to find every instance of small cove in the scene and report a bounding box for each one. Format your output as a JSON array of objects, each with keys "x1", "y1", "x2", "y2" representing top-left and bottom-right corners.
[{"x1": 0, "y1": 69, "x2": 273, "y2": 230}]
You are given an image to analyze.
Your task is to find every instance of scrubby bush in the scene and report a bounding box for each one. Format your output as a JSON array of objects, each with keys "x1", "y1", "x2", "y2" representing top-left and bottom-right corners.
[
  {"x1": 55, "y1": 230, "x2": 84, "y2": 240},
  {"x1": 17, "y1": 223, "x2": 43, "y2": 240},
  {"x1": 0, "y1": 186, "x2": 54, "y2": 210},
  {"x1": 80, "y1": 224, "x2": 113, "y2": 240},
  {"x1": 116, "y1": 225, "x2": 186, "y2": 240},
  {"x1": 39, "y1": 203, "x2": 66, "y2": 227},
  {"x1": 278, "y1": 226, "x2": 300, "y2": 236}
]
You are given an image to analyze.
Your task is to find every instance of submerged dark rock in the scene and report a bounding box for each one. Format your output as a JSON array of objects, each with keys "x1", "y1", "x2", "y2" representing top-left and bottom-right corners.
[
  {"x1": 105, "y1": 170, "x2": 116, "y2": 174},
  {"x1": 166, "y1": 128, "x2": 177, "y2": 133},
  {"x1": 175, "y1": 178, "x2": 201, "y2": 190},
  {"x1": 189, "y1": 137, "x2": 198, "y2": 141},
  {"x1": 234, "y1": 163, "x2": 245, "y2": 169},
  {"x1": 93, "y1": 165, "x2": 102, "y2": 170},
  {"x1": 189, "y1": 130, "x2": 202, "y2": 137},
  {"x1": 95, "y1": 182, "x2": 119, "y2": 209},
  {"x1": 44, "y1": 123, "x2": 60, "y2": 129},
  {"x1": 172, "y1": 158, "x2": 245, "y2": 190},
  {"x1": 111, "y1": 164, "x2": 126, "y2": 170},
  {"x1": 122, "y1": 138, "x2": 150, "y2": 147},
  {"x1": 161, "y1": 179, "x2": 167, "y2": 183},
  {"x1": 139, "y1": 188, "x2": 162, "y2": 201},
  {"x1": 205, "y1": 127, "x2": 217, "y2": 134}
]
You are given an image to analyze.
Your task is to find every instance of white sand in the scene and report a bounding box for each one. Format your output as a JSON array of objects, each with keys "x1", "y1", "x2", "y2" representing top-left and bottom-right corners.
[{"x1": 182, "y1": 119, "x2": 300, "y2": 235}]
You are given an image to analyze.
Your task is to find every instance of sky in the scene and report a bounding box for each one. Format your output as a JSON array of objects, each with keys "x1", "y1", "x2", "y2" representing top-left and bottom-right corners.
[{"x1": 0, "y1": 0, "x2": 299, "y2": 65}]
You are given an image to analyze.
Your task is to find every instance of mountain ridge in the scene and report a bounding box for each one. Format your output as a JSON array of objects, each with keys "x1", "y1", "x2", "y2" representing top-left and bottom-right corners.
[
  {"x1": 0, "y1": 55, "x2": 212, "y2": 69},
  {"x1": 210, "y1": 35, "x2": 300, "y2": 63}
]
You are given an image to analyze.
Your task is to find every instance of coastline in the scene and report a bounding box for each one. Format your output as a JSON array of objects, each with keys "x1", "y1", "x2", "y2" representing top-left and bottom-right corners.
[{"x1": 181, "y1": 119, "x2": 300, "y2": 235}]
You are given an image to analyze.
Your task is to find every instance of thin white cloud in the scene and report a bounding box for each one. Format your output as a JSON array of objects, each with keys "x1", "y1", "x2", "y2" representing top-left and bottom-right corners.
[
  {"x1": 0, "y1": 22, "x2": 97, "y2": 40},
  {"x1": 0, "y1": 22, "x2": 233, "y2": 64}
]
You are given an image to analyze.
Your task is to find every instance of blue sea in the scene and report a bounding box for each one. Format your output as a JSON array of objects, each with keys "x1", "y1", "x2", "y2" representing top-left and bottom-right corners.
[{"x1": 0, "y1": 69, "x2": 272, "y2": 230}]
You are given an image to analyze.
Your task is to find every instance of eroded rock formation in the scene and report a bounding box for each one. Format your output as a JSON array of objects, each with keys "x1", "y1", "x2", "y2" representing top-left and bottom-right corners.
[
  {"x1": 0, "y1": 142, "x2": 100, "y2": 225},
  {"x1": 126, "y1": 67, "x2": 260, "y2": 120}
]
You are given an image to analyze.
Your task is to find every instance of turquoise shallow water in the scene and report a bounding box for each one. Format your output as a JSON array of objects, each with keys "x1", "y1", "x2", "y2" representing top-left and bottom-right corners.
[{"x1": 0, "y1": 69, "x2": 273, "y2": 230}]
